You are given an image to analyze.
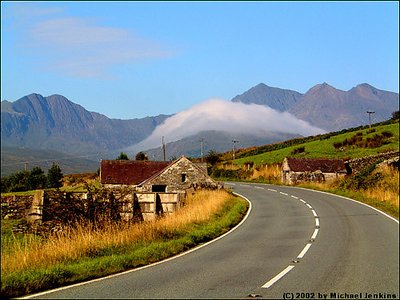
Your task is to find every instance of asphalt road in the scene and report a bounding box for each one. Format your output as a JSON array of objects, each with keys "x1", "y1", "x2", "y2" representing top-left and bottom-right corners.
[{"x1": 25, "y1": 183, "x2": 399, "y2": 299}]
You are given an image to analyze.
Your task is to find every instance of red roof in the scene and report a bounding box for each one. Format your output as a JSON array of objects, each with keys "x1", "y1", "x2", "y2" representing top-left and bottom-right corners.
[
  {"x1": 100, "y1": 160, "x2": 171, "y2": 185},
  {"x1": 285, "y1": 158, "x2": 346, "y2": 173}
]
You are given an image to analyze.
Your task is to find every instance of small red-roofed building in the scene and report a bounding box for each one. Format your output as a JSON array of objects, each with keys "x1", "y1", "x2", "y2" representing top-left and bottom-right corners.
[
  {"x1": 282, "y1": 157, "x2": 349, "y2": 185},
  {"x1": 99, "y1": 156, "x2": 219, "y2": 221},
  {"x1": 100, "y1": 156, "x2": 218, "y2": 193}
]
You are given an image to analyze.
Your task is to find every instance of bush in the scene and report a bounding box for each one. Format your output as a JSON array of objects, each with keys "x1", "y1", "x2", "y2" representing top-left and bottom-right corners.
[
  {"x1": 339, "y1": 164, "x2": 380, "y2": 190},
  {"x1": 291, "y1": 146, "x2": 305, "y2": 155}
]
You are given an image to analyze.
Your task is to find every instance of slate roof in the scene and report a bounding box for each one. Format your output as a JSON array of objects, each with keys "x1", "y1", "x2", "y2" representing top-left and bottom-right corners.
[
  {"x1": 285, "y1": 157, "x2": 347, "y2": 173},
  {"x1": 100, "y1": 160, "x2": 171, "y2": 185}
]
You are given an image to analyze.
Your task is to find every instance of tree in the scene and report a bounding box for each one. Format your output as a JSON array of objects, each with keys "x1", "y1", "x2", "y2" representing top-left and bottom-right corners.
[
  {"x1": 5, "y1": 170, "x2": 30, "y2": 192},
  {"x1": 47, "y1": 163, "x2": 63, "y2": 188},
  {"x1": 27, "y1": 166, "x2": 46, "y2": 190},
  {"x1": 135, "y1": 151, "x2": 148, "y2": 161},
  {"x1": 391, "y1": 110, "x2": 399, "y2": 120},
  {"x1": 205, "y1": 150, "x2": 220, "y2": 166},
  {"x1": 116, "y1": 152, "x2": 129, "y2": 160}
]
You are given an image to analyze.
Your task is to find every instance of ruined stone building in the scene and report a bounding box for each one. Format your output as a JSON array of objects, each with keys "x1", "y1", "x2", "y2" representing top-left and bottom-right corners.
[{"x1": 282, "y1": 157, "x2": 348, "y2": 185}]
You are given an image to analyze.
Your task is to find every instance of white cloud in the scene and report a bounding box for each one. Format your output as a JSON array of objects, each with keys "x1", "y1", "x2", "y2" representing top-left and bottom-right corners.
[
  {"x1": 135, "y1": 99, "x2": 326, "y2": 150},
  {"x1": 10, "y1": 5, "x2": 172, "y2": 79}
]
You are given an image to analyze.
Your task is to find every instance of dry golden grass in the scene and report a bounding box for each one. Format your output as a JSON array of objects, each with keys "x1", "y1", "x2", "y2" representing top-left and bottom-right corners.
[
  {"x1": 1, "y1": 190, "x2": 231, "y2": 276},
  {"x1": 218, "y1": 163, "x2": 241, "y2": 171},
  {"x1": 299, "y1": 164, "x2": 399, "y2": 210},
  {"x1": 249, "y1": 164, "x2": 281, "y2": 183},
  {"x1": 364, "y1": 165, "x2": 399, "y2": 207}
]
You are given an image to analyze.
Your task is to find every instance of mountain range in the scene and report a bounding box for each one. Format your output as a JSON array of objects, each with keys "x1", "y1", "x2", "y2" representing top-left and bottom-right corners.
[
  {"x1": 1, "y1": 93, "x2": 169, "y2": 155},
  {"x1": 232, "y1": 82, "x2": 398, "y2": 131},
  {"x1": 1, "y1": 83, "x2": 398, "y2": 175}
]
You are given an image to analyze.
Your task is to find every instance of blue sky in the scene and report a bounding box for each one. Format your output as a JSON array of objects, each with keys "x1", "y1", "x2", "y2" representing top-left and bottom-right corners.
[{"x1": 1, "y1": 1, "x2": 399, "y2": 119}]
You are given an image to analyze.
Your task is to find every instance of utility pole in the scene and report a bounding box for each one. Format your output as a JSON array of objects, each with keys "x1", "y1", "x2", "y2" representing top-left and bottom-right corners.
[
  {"x1": 162, "y1": 136, "x2": 166, "y2": 161},
  {"x1": 232, "y1": 139, "x2": 239, "y2": 160},
  {"x1": 200, "y1": 138, "x2": 204, "y2": 162},
  {"x1": 366, "y1": 111, "x2": 375, "y2": 128}
]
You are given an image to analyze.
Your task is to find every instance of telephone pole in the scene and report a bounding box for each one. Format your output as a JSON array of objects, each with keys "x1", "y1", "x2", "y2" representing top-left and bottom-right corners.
[
  {"x1": 162, "y1": 136, "x2": 166, "y2": 161},
  {"x1": 232, "y1": 139, "x2": 239, "y2": 160},
  {"x1": 200, "y1": 138, "x2": 204, "y2": 162},
  {"x1": 366, "y1": 111, "x2": 375, "y2": 128}
]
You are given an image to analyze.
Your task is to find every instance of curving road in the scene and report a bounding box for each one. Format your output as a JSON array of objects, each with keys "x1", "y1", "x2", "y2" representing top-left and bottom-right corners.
[{"x1": 25, "y1": 183, "x2": 399, "y2": 299}]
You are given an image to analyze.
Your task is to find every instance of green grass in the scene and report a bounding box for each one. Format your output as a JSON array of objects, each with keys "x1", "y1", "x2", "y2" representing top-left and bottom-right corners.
[
  {"x1": 234, "y1": 123, "x2": 399, "y2": 166},
  {"x1": 1, "y1": 195, "x2": 248, "y2": 298}
]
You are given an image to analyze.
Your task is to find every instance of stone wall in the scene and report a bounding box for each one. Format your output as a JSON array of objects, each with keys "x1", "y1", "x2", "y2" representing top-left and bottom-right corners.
[
  {"x1": 284, "y1": 171, "x2": 345, "y2": 185},
  {"x1": 1, "y1": 194, "x2": 34, "y2": 220},
  {"x1": 346, "y1": 150, "x2": 399, "y2": 174},
  {"x1": 1, "y1": 188, "x2": 185, "y2": 234}
]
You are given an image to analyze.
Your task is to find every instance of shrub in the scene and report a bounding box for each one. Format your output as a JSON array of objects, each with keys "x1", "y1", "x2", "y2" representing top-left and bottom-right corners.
[{"x1": 291, "y1": 146, "x2": 305, "y2": 155}]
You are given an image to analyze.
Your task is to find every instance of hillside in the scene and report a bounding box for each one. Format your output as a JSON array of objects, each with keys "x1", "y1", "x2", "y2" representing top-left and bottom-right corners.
[
  {"x1": 142, "y1": 130, "x2": 300, "y2": 161},
  {"x1": 231, "y1": 120, "x2": 399, "y2": 166},
  {"x1": 0, "y1": 146, "x2": 100, "y2": 177}
]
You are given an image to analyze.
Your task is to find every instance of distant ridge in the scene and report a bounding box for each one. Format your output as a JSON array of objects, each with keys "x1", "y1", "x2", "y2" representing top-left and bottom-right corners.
[
  {"x1": 1, "y1": 93, "x2": 169, "y2": 155},
  {"x1": 232, "y1": 82, "x2": 399, "y2": 131}
]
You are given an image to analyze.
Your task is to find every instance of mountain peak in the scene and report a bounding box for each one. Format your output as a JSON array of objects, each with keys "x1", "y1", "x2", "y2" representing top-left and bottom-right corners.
[
  {"x1": 305, "y1": 82, "x2": 341, "y2": 96},
  {"x1": 231, "y1": 83, "x2": 302, "y2": 112}
]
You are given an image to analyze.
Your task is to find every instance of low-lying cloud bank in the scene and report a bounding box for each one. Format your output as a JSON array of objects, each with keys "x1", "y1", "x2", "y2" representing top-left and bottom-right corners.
[{"x1": 134, "y1": 99, "x2": 325, "y2": 150}]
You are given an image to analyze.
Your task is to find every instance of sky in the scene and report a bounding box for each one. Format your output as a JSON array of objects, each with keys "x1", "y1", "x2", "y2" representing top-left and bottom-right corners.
[{"x1": 1, "y1": 1, "x2": 399, "y2": 120}]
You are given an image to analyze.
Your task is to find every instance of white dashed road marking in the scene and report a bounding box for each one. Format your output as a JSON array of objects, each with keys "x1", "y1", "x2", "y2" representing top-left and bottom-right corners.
[
  {"x1": 262, "y1": 265, "x2": 295, "y2": 289},
  {"x1": 297, "y1": 243, "x2": 313, "y2": 259},
  {"x1": 262, "y1": 190, "x2": 320, "y2": 289},
  {"x1": 311, "y1": 228, "x2": 319, "y2": 240}
]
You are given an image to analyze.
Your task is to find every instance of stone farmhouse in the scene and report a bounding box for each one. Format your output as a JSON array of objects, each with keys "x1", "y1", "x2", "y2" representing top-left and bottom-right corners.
[
  {"x1": 99, "y1": 156, "x2": 219, "y2": 221},
  {"x1": 282, "y1": 157, "x2": 349, "y2": 185},
  {"x1": 100, "y1": 156, "x2": 218, "y2": 192}
]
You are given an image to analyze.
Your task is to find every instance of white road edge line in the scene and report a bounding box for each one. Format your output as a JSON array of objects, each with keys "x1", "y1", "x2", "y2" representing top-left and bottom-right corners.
[
  {"x1": 297, "y1": 243, "x2": 313, "y2": 259},
  {"x1": 267, "y1": 188, "x2": 277, "y2": 192},
  {"x1": 291, "y1": 186, "x2": 399, "y2": 224},
  {"x1": 299, "y1": 199, "x2": 306, "y2": 204},
  {"x1": 262, "y1": 265, "x2": 295, "y2": 289},
  {"x1": 291, "y1": 195, "x2": 299, "y2": 199},
  {"x1": 21, "y1": 192, "x2": 253, "y2": 299},
  {"x1": 254, "y1": 186, "x2": 264, "y2": 190},
  {"x1": 280, "y1": 192, "x2": 288, "y2": 196},
  {"x1": 315, "y1": 218, "x2": 320, "y2": 227},
  {"x1": 306, "y1": 203, "x2": 313, "y2": 209},
  {"x1": 311, "y1": 210, "x2": 318, "y2": 217}
]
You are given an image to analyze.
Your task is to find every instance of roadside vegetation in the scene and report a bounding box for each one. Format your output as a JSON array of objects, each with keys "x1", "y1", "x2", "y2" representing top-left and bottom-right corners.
[
  {"x1": 296, "y1": 163, "x2": 399, "y2": 218},
  {"x1": 1, "y1": 189, "x2": 248, "y2": 298}
]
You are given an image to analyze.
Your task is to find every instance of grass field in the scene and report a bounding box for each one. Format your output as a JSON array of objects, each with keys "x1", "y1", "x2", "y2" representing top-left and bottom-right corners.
[
  {"x1": 1, "y1": 190, "x2": 248, "y2": 298},
  {"x1": 233, "y1": 122, "x2": 399, "y2": 166}
]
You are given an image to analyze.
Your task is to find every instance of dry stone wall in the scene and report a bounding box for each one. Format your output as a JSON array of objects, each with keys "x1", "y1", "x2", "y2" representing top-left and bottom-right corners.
[
  {"x1": 347, "y1": 150, "x2": 399, "y2": 174},
  {"x1": 1, "y1": 188, "x2": 185, "y2": 234}
]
